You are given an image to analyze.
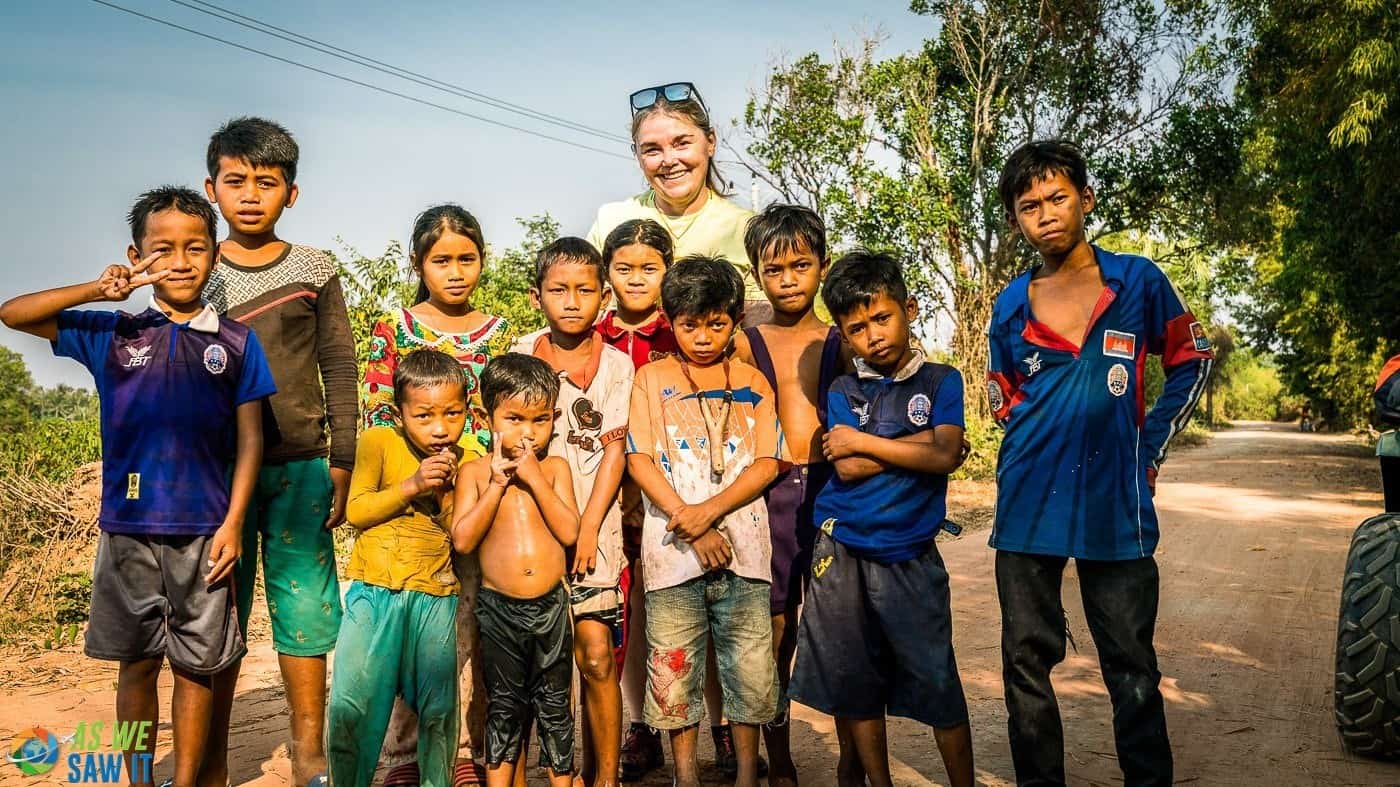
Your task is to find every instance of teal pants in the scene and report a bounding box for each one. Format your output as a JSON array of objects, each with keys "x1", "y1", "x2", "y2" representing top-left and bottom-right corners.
[{"x1": 328, "y1": 582, "x2": 459, "y2": 787}]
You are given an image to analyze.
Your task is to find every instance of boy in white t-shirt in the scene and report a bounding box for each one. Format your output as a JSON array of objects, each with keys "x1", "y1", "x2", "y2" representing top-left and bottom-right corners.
[{"x1": 512, "y1": 237, "x2": 633, "y2": 787}]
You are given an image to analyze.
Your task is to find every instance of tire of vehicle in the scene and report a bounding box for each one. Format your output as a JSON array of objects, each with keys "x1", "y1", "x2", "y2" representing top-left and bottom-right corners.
[{"x1": 1336, "y1": 513, "x2": 1400, "y2": 758}]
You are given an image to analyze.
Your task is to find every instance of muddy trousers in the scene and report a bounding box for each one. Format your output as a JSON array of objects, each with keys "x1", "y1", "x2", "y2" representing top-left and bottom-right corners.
[{"x1": 995, "y1": 551, "x2": 1172, "y2": 787}]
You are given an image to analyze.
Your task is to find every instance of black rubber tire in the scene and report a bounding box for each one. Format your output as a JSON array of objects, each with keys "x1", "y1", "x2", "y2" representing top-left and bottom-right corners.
[{"x1": 1335, "y1": 513, "x2": 1400, "y2": 758}]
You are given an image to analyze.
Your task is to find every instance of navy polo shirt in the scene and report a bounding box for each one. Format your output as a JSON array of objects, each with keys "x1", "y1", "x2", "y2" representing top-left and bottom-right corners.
[
  {"x1": 54, "y1": 299, "x2": 276, "y2": 535},
  {"x1": 814, "y1": 352, "x2": 964, "y2": 563}
]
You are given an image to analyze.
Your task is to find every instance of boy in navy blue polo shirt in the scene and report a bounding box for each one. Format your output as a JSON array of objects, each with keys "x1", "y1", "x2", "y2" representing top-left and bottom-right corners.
[
  {"x1": 987, "y1": 141, "x2": 1213, "y2": 786},
  {"x1": 789, "y1": 251, "x2": 974, "y2": 787},
  {"x1": 0, "y1": 186, "x2": 275, "y2": 787}
]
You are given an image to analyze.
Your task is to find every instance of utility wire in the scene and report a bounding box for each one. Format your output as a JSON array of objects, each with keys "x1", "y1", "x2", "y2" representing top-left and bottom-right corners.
[
  {"x1": 87, "y1": 0, "x2": 634, "y2": 161},
  {"x1": 168, "y1": 0, "x2": 628, "y2": 145}
]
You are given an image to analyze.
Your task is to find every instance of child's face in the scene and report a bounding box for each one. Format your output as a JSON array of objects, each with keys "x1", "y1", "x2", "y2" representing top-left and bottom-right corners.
[
  {"x1": 608, "y1": 244, "x2": 666, "y2": 316},
  {"x1": 532, "y1": 262, "x2": 607, "y2": 338},
  {"x1": 1010, "y1": 171, "x2": 1094, "y2": 258},
  {"x1": 835, "y1": 292, "x2": 917, "y2": 375},
  {"x1": 398, "y1": 382, "x2": 468, "y2": 455},
  {"x1": 204, "y1": 156, "x2": 298, "y2": 237},
  {"x1": 634, "y1": 111, "x2": 715, "y2": 208},
  {"x1": 671, "y1": 309, "x2": 737, "y2": 366},
  {"x1": 755, "y1": 240, "x2": 825, "y2": 317},
  {"x1": 418, "y1": 231, "x2": 483, "y2": 309},
  {"x1": 127, "y1": 209, "x2": 215, "y2": 308},
  {"x1": 489, "y1": 395, "x2": 557, "y2": 459}
]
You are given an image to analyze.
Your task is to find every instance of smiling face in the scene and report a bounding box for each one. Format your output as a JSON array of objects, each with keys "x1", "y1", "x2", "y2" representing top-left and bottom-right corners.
[
  {"x1": 1011, "y1": 171, "x2": 1094, "y2": 258},
  {"x1": 418, "y1": 230, "x2": 483, "y2": 309},
  {"x1": 128, "y1": 208, "x2": 216, "y2": 309},
  {"x1": 608, "y1": 243, "x2": 667, "y2": 316},
  {"x1": 834, "y1": 291, "x2": 918, "y2": 376},
  {"x1": 756, "y1": 239, "x2": 825, "y2": 318},
  {"x1": 204, "y1": 156, "x2": 297, "y2": 238},
  {"x1": 633, "y1": 111, "x2": 715, "y2": 212},
  {"x1": 398, "y1": 380, "x2": 468, "y2": 455},
  {"x1": 671, "y1": 309, "x2": 737, "y2": 367},
  {"x1": 489, "y1": 393, "x2": 556, "y2": 459}
]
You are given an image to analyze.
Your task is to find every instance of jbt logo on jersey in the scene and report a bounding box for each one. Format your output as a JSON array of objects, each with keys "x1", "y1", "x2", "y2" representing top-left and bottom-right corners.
[{"x1": 122, "y1": 345, "x2": 151, "y2": 368}]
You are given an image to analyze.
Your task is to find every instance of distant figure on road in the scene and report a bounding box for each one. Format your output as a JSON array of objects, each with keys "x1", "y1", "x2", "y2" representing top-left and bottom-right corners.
[{"x1": 986, "y1": 141, "x2": 1214, "y2": 787}]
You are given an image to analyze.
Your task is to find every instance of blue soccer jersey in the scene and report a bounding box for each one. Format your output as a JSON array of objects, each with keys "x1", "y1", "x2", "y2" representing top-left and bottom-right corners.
[
  {"x1": 814, "y1": 352, "x2": 964, "y2": 563},
  {"x1": 986, "y1": 246, "x2": 1214, "y2": 560},
  {"x1": 54, "y1": 298, "x2": 276, "y2": 535}
]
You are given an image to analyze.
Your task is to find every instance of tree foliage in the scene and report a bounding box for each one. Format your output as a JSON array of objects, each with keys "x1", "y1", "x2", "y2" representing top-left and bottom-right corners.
[{"x1": 736, "y1": 0, "x2": 1236, "y2": 417}]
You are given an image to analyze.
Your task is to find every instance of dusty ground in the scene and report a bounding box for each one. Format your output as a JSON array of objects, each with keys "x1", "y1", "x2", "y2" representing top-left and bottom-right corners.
[{"x1": 3, "y1": 422, "x2": 1399, "y2": 786}]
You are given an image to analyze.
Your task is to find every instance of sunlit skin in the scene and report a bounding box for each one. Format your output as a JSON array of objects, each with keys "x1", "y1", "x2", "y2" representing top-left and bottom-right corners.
[
  {"x1": 204, "y1": 156, "x2": 298, "y2": 264},
  {"x1": 531, "y1": 262, "x2": 610, "y2": 345},
  {"x1": 671, "y1": 308, "x2": 737, "y2": 367},
  {"x1": 131, "y1": 209, "x2": 216, "y2": 319},
  {"x1": 389, "y1": 382, "x2": 468, "y2": 512},
  {"x1": 633, "y1": 111, "x2": 715, "y2": 217},
  {"x1": 607, "y1": 243, "x2": 667, "y2": 327},
  {"x1": 412, "y1": 230, "x2": 492, "y2": 333},
  {"x1": 834, "y1": 292, "x2": 919, "y2": 378}
]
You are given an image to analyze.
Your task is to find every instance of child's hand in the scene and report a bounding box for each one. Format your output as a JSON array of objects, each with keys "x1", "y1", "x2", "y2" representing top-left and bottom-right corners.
[
  {"x1": 666, "y1": 501, "x2": 716, "y2": 542},
  {"x1": 572, "y1": 524, "x2": 599, "y2": 578},
  {"x1": 95, "y1": 253, "x2": 169, "y2": 302},
  {"x1": 205, "y1": 519, "x2": 242, "y2": 585},
  {"x1": 489, "y1": 435, "x2": 518, "y2": 487},
  {"x1": 822, "y1": 425, "x2": 866, "y2": 461},
  {"x1": 404, "y1": 451, "x2": 456, "y2": 498},
  {"x1": 690, "y1": 529, "x2": 732, "y2": 571},
  {"x1": 513, "y1": 437, "x2": 546, "y2": 489}
]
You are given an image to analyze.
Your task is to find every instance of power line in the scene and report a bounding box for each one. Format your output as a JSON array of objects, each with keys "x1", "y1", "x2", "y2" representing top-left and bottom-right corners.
[
  {"x1": 168, "y1": 0, "x2": 628, "y2": 145},
  {"x1": 87, "y1": 0, "x2": 634, "y2": 161}
]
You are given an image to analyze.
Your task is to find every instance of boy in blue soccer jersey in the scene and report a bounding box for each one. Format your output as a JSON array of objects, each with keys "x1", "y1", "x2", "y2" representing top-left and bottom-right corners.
[
  {"x1": 789, "y1": 251, "x2": 974, "y2": 787},
  {"x1": 986, "y1": 141, "x2": 1214, "y2": 787},
  {"x1": 0, "y1": 186, "x2": 276, "y2": 787}
]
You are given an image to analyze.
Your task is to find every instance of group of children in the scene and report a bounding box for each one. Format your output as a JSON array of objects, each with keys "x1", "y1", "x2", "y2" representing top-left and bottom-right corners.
[{"x1": 1, "y1": 115, "x2": 1184, "y2": 787}]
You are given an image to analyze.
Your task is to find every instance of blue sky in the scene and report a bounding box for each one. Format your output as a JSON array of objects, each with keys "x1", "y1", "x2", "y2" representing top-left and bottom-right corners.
[{"x1": 0, "y1": 0, "x2": 928, "y2": 388}]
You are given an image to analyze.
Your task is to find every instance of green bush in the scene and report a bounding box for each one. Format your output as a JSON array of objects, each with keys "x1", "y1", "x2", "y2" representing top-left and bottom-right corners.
[{"x1": 0, "y1": 417, "x2": 100, "y2": 482}]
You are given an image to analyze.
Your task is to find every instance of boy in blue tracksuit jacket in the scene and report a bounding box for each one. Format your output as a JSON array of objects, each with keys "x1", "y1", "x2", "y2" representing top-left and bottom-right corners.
[{"x1": 986, "y1": 141, "x2": 1213, "y2": 787}]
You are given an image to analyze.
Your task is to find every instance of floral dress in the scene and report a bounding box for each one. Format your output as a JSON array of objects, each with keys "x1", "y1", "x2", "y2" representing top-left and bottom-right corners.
[{"x1": 361, "y1": 307, "x2": 510, "y2": 453}]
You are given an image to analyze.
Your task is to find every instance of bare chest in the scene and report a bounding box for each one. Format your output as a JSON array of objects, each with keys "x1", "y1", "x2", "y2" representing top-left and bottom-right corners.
[{"x1": 1027, "y1": 270, "x2": 1106, "y2": 348}]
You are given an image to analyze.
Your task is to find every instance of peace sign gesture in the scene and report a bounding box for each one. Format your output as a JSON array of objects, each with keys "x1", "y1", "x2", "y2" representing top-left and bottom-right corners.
[{"x1": 95, "y1": 252, "x2": 169, "y2": 302}]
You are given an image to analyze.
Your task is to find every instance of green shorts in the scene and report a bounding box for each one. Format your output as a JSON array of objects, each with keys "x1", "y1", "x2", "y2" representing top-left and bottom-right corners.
[{"x1": 235, "y1": 457, "x2": 343, "y2": 655}]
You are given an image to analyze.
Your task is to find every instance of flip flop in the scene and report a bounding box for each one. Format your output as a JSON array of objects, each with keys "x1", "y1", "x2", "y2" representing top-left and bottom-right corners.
[
  {"x1": 381, "y1": 762, "x2": 420, "y2": 787},
  {"x1": 453, "y1": 759, "x2": 486, "y2": 786}
]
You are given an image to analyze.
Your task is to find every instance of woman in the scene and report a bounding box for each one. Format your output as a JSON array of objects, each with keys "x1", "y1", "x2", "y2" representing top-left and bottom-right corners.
[{"x1": 587, "y1": 82, "x2": 769, "y2": 324}]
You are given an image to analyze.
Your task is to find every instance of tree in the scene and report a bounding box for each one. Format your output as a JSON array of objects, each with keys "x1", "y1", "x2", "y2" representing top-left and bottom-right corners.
[
  {"x1": 735, "y1": 0, "x2": 1236, "y2": 417},
  {"x1": 0, "y1": 346, "x2": 37, "y2": 432}
]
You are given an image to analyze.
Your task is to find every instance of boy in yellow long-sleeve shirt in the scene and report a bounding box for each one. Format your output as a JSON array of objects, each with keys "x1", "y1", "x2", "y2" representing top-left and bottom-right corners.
[{"x1": 327, "y1": 349, "x2": 473, "y2": 787}]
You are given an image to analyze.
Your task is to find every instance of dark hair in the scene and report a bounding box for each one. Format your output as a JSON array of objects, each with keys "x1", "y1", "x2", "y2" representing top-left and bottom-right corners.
[
  {"x1": 392, "y1": 349, "x2": 466, "y2": 408},
  {"x1": 821, "y1": 250, "x2": 909, "y2": 322},
  {"x1": 661, "y1": 255, "x2": 744, "y2": 322},
  {"x1": 480, "y1": 353, "x2": 561, "y2": 414},
  {"x1": 127, "y1": 186, "x2": 219, "y2": 249},
  {"x1": 206, "y1": 116, "x2": 299, "y2": 184},
  {"x1": 743, "y1": 203, "x2": 827, "y2": 270},
  {"x1": 630, "y1": 96, "x2": 730, "y2": 197},
  {"x1": 997, "y1": 140, "x2": 1089, "y2": 216},
  {"x1": 534, "y1": 236, "x2": 605, "y2": 289},
  {"x1": 602, "y1": 219, "x2": 673, "y2": 274},
  {"x1": 410, "y1": 204, "x2": 487, "y2": 305}
]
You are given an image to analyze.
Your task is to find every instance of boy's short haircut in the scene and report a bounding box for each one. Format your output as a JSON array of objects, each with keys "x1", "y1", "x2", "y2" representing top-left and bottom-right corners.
[
  {"x1": 206, "y1": 116, "x2": 300, "y2": 184},
  {"x1": 481, "y1": 353, "x2": 561, "y2": 414},
  {"x1": 392, "y1": 349, "x2": 466, "y2": 408},
  {"x1": 821, "y1": 250, "x2": 909, "y2": 323},
  {"x1": 602, "y1": 219, "x2": 674, "y2": 273},
  {"x1": 127, "y1": 186, "x2": 219, "y2": 248},
  {"x1": 997, "y1": 139, "x2": 1089, "y2": 216},
  {"x1": 743, "y1": 203, "x2": 827, "y2": 269},
  {"x1": 661, "y1": 256, "x2": 744, "y2": 322},
  {"x1": 535, "y1": 236, "x2": 605, "y2": 289}
]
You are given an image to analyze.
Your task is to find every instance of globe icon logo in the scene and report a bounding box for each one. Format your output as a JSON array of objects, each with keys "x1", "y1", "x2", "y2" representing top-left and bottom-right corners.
[{"x1": 6, "y1": 727, "x2": 61, "y2": 776}]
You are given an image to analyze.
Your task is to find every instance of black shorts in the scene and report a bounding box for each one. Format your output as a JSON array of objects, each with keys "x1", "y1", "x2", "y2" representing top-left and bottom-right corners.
[
  {"x1": 85, "y1": 531, "x2": 245, "y2": 674},
  {"x1": 475, "y1": 584, "x2": 574, "y2": 774},
  {"x1": 789, "y1": 531, "x2": 968, "y2": 728}
]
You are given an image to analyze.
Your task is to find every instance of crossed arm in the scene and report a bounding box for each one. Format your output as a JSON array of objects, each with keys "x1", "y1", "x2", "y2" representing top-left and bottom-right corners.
[{"x1": 823, "y1": 423, "x2": 967, "y2": 483}]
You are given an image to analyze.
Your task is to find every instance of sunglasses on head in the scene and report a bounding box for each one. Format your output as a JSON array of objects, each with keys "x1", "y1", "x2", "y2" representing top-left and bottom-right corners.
[{"x1": 629, "y1": 82, "x2": 707, "y2": 115}]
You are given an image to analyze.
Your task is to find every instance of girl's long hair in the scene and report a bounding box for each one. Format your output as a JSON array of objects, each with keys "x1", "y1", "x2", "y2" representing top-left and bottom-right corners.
[{"x1": 410, "y1": 204, "x2": 486, "y2": 305}]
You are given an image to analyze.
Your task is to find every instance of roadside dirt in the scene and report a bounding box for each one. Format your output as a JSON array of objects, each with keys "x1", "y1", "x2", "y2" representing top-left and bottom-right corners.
[{"x1": 3, "y1": 422, "x2": 1398, "y2": 785}]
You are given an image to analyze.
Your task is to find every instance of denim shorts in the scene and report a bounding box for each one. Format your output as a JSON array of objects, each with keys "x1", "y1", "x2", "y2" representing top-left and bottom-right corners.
[{"x1": 643, "y1": 571, "x2": 778, "y2": 729}]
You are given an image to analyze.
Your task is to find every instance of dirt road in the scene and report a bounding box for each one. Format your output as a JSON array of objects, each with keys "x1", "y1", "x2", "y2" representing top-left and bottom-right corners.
[{"x1": 3, "y1": 422, "x2": 1399, "y2": 786}]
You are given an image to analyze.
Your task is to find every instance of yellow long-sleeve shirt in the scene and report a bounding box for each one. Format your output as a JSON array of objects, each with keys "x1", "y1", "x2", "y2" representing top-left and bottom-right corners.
[{"x1": 345, "y1": 426, "x2": 470, "y2": 596}]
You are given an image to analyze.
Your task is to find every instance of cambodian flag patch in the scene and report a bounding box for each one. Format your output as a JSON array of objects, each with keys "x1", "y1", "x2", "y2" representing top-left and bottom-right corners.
[
  {"x1": 1189, "y1": 322, "x2": 1211, "y2": 352},
  {"x1": 1102, "y1": 330, "x2": 1136, "y2": 360}
]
